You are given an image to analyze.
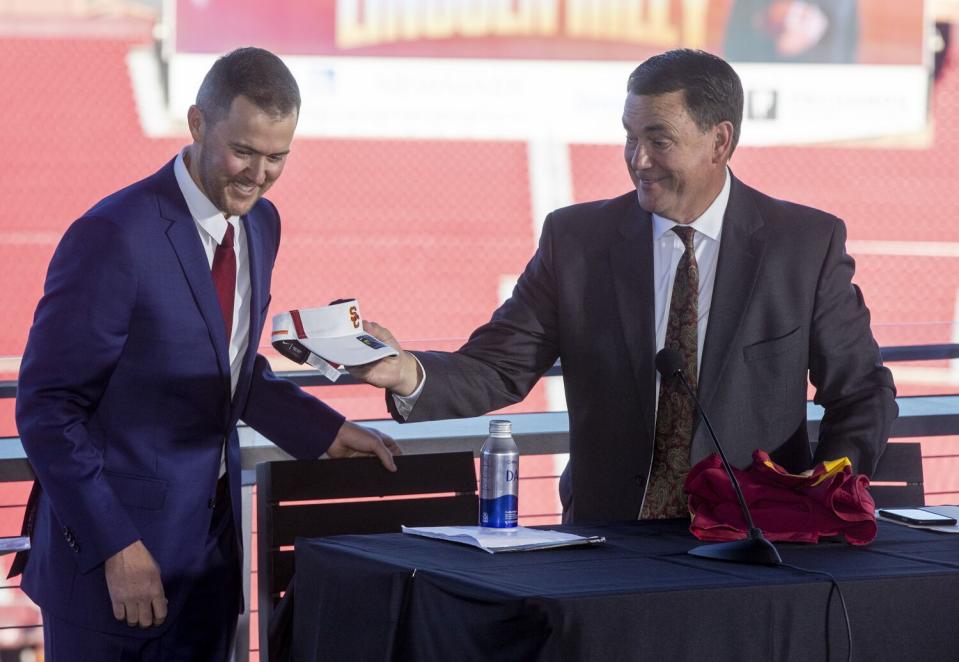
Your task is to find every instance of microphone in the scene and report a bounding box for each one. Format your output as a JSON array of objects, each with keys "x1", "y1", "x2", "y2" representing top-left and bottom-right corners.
[{"x1": 656, "y1": 348, "x2": 782, "y2": 566}]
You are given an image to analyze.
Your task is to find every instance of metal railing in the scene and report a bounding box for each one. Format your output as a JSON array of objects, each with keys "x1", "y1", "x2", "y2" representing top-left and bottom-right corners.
[{"x1": 2, "y1": 342, "x2": 957, "y2": 399}]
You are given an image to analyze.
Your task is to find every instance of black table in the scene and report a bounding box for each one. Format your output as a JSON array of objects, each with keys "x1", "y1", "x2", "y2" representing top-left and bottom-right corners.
[{"x1": 292, "y1": 520, "x2": 959, "y2": 661}]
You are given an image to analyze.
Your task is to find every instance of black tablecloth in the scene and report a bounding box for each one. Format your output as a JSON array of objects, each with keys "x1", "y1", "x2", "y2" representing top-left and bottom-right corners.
[{"x1": 292, "y1": 520, "x2": 959, "y2": 661}]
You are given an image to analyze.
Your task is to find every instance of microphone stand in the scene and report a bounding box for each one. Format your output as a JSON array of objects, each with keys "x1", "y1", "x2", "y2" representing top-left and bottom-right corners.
[{"x1": 671, "y1": 369, "x2": 782, "y2": 566}]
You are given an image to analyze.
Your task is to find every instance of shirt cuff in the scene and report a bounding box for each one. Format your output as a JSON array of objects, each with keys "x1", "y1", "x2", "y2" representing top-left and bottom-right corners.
[{"x1": 391, "y1": 356, "x2": 425, "y2": 420}]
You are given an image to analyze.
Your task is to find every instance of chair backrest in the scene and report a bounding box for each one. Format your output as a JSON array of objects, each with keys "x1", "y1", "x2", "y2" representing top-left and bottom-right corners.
[
  {"x1": 256, "y1": 451, "x2": 477, "y2": 657},
  {"x1": 868, "y1": 441, "x2": 925, "y2": 508},
  {"x1": 807, "y1": 441, "x2": 924, "y2": 508}
]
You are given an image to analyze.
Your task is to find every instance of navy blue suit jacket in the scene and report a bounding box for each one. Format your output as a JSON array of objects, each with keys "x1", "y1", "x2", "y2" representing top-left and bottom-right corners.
[{"x1": 15, "y1": 159, "x2": 344, "y2": 635}]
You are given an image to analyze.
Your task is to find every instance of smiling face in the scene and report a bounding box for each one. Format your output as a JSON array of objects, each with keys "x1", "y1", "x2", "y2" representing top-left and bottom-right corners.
[
  {"x1": 186, "y1": 94, "x2": 298, "y2": 217},
  {"x1": 623, "y1": 90, "x2": 732, "y2": 224}
]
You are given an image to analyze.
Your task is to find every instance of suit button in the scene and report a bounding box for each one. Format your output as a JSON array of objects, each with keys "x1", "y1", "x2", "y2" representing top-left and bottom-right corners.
[{"x1": 208, "y1": 497, "x2": 216, "y2": 509}]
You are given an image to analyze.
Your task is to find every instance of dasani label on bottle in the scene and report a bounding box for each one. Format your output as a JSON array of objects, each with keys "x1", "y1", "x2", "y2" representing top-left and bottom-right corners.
[{"x1": 479, "y1": 419, "x2": 519, "y2": 528}]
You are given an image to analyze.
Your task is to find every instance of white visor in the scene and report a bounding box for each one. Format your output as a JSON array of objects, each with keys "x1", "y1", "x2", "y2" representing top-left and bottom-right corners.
[{"x1": 271, "y1": 300, "x2": 398, "y2": 367}]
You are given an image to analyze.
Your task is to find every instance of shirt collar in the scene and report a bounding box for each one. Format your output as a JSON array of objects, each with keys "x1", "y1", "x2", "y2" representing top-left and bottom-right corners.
[
  {"x1": 173, "y1": 147, "x2": 240, "y2": 244},
  {"x1": 651, "y1": 167, "x2": 731, "y2": 242}
]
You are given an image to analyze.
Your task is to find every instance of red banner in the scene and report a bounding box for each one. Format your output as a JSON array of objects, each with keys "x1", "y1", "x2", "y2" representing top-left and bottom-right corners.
[{"x1": 174, "y1": 0, "x2": 923, "y2": 65}]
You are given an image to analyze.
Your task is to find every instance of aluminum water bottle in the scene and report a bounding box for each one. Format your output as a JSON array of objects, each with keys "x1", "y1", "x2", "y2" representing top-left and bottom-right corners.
[{"x1": 479, "y1": 419, "x2": 519, "y2": 528}]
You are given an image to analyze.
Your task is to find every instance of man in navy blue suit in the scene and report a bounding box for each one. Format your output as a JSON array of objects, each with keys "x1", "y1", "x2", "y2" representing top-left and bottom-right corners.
[{"x1": 13, "y1": 47, "x2": 400, "y2": 659}]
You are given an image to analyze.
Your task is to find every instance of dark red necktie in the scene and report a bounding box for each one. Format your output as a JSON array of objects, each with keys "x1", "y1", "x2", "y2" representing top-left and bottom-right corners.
[
  {"x1": 212, "y1": 223, "x2": 236, "y2": 343},
  {"x1": 641, "y1": 225, "x2": 699, "y2": 519}
]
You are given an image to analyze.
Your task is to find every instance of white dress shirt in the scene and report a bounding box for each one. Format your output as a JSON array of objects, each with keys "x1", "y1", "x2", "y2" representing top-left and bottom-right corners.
[
  {"x1": 651, "y1": 168, "x2": 730, "y2": 400},
  {"x1": 173, "y1": 148, "x2": 252, "y2": 396},
  {"x1": 393, "y1": 169, "x2": 731, "y2": 418},
  {"x1": 174, "y1": 148, "x2": 252, "y2": 478}
]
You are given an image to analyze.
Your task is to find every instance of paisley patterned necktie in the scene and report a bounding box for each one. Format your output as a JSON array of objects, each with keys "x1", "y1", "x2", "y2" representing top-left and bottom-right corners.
[{"x1": 640, "y1": 225, "x2": 699, "y2": 519}]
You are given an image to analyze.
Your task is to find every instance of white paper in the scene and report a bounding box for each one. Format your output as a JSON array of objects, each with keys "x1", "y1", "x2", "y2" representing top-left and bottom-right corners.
[
  {"x1": 401, "y1": 525, "x2": 605, "y2": 553},
  {"x1": 877, "y1": 505, "x2": 959, "y2": 534}
]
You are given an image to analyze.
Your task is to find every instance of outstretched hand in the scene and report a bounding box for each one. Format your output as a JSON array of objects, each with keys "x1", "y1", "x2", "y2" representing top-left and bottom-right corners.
[{"x1": 348, "y1": 321, "x2": 422, "y2": 396}]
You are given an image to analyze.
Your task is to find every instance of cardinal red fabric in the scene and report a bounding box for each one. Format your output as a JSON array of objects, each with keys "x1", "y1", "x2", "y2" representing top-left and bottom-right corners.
[{"x1": 685, "y1": 450, "x2": 877, "y2": 545}]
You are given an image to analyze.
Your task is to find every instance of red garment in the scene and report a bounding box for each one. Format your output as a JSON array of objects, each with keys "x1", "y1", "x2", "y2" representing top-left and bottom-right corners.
[{"x1": 685, "y1": 450, "x2": 877, "y2": 545}]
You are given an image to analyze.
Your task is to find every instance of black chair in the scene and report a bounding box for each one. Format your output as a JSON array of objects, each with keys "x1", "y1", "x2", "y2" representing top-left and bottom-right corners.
[
  {"x1": 255, "y1": 451, "x2": 477, "y2": 661},
  {"x1": 809, "y1": 440, "x2": 925, "y2": 507},
  {"x1": 869, "y1": 441, "x2": 925, "y2": 508}
]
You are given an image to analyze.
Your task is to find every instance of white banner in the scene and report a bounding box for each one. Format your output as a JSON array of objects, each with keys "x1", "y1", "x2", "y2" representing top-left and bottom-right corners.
[{"x1": 167, "y1": 54, "x2": 929, "y2": 146}]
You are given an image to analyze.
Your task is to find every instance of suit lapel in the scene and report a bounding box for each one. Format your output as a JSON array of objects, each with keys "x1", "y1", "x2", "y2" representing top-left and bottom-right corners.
[
  {"x1": 698, "y1": 175, "x2": 767, "y2": 413},
  {"x1": 609, "y1": 196, "x2": 657, "y2": 439},
  {"x1": 157, "y1": 165, "x2": 232, "y2": 394},
  {"x1": 237, "y1": 212, "x2": 266, "y2": 402},
  {"x1": 243, "y1": 213, "x2": 264, "y2": 350}
]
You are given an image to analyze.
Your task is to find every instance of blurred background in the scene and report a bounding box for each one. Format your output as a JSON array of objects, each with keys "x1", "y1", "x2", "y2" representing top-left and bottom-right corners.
[{"x1": 0, "y1": 0, "x2": 957, "y2": 658}]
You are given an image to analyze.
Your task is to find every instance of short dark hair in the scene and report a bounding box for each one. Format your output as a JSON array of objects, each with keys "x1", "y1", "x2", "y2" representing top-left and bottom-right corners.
[
  {"x1": 196, "y1": 47, "x2": 301, "y2": 123},
  {"x1": 627, "y1": 49, "x2": 743, "y2": 154}
]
